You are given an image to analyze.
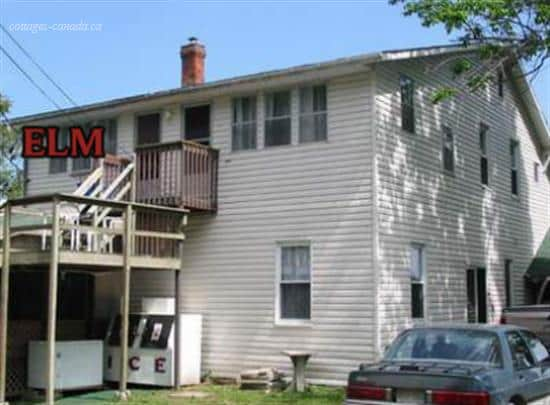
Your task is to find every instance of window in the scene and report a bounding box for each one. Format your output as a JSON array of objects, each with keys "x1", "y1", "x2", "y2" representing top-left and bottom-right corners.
[
  {"x1": 232, "y1": 96, "x2": 257, "y2": 151},
  {"x1": 265, "y1": 91, "x2": 291, "y2": 147},
  {"x1": 184, "y1": 105, "x2": 210, "y2": 145},
  {"x1": 507, "y1": 331, "x2": 536, "y2": 369},
  {"x1": 442, "y1": 126, "x2": 455, "y2": 174},
  {"x1": 520, "y1": 330, "x2": 549, "y2": 364},
  {"x1": 510, "y1": 140, "x2": 519, "y2": 195},
  {"x1": 136, "y1": 113, "x2": 161, "y2": 147},
  {"x1": 103, "y1": 119, "x2": 118, "y2": 155},
  {"x1": 497, "y1": 70, "x2": 504, "y2": 98},
  {"x1": 400, "y1": 75, "x2": 415, "y2": 133},
  {"x1": 299, "y1": 85, "x2": 327, "y2": 143},
  {"x1": 479, "y1": 124, "x2": 489, "y2": 186},
  {"x1": 72, "y1": 122, "x2": 92, "y2": 172},
  {"x1": 410, "y1": 244, "x2": 425, "y2": 319},
  {"x1": 505, "y1": 260, "x2": 513, "y2": 307},
  {"x1": 534, "y1": 162, "x2": 540, "y2": 183},
  {"x1": 49, "y1": 127, "x2": 69, "y2": 174},
  {"x1": 278, "y1": 245, "x2": 311, "y2": 321}
]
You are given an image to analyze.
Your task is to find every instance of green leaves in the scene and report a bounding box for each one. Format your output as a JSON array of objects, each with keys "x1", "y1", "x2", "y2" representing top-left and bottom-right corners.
[
  {"x1": 391, "y1": 0, "x2": 549, "y2": 102},
  {"x1": 0, "y1": 93, "x2": 23, "y2": 200}
]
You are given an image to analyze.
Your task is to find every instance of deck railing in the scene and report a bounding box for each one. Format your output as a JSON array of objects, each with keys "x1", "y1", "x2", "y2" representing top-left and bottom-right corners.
[{"x1": 135, "y1": 141, "x2": 218, "y2": 211}]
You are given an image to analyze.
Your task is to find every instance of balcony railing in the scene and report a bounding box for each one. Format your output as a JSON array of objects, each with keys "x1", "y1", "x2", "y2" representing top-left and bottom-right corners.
[{"x1": 135, "y1": 141, "x2": 219, "y2": 211}]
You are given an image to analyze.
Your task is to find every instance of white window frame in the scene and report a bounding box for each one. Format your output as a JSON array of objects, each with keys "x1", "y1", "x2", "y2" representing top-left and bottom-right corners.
[
  {"x1": 274, "y1": 241, "x2": 312, "y2": 327},
  {"x1": 231, "y1": 95, "x2": 257, "y2": 151},
  {"x1": 264, "y1": 90, "x2": 292, "y2": 147},
  {"x1": 410, "y1": 243, "x2": 427, "y2": 320},
  {"x1": 298, "y1": 84, "x2": 327, "y2": 143}
]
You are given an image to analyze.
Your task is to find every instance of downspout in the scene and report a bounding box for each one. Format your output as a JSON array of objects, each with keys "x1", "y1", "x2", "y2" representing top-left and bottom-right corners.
[{"x1": 370, "y1": 66, "x2": 382, "y2": 359}]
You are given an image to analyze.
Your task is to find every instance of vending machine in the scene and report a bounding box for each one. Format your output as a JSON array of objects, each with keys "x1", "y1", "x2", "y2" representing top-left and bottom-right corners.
[{"x1": 104, "y1": 300, "x2": 201, "y2": 387}]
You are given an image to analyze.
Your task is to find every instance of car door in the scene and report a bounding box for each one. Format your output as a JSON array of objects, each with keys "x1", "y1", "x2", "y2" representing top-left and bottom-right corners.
[
  {"x1": 506, "y1": 331, "x2": 542, "y2": 403},
  {"x1": 519, "y1": 330, "x2": 550, "y2": 401}
]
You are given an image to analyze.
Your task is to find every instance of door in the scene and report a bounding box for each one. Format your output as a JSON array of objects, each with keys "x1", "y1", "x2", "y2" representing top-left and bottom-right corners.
[{"x1": 467, "y1": 268, "x2": 487, "y2": 323}]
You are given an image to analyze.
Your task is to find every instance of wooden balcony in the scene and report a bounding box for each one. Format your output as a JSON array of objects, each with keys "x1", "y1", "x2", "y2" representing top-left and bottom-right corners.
[{"x1": 135, "y1": 141, "x2": 219, "y2": 212}]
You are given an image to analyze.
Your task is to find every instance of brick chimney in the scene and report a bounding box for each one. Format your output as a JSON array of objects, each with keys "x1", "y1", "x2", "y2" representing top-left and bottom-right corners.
[{"x1": 180, "y1": 37, "x2": 206, "y2": 86}]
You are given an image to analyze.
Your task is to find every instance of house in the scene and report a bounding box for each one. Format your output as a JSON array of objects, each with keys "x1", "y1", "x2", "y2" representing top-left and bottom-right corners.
[{"x1": 5, "y1": 39, "x2": 550, "y2": 391}]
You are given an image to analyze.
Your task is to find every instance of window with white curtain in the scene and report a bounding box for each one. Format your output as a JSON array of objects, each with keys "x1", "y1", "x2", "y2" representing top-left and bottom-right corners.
[
  {"x1": 299, "y1": 85, "x2": 327, "y2": 143},
  {"x1": 410, "y1": 244, "x2": 425, "y2": 319},
  {"x1": 265, "y1": 91, "x2": 291, "y2": 147},
  {"x1": 232, "y1": 96, "x2": 257, "y2": 151},
  {"x1": 278, "y1": 245, "x2": 311, "y2": 321}
]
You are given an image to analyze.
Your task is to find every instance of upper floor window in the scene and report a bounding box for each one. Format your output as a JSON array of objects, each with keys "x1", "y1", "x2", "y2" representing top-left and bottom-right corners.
[
  {"x1": 410, "y1": 244, "x2": 425, "y2": 319},
  {"x1": 265, "y1": 91, "x2": 291, "y2": 147},
  {"x1": 136, "y1": 112, "x2": 161, "y2": 147},
  {"x1": 49, "y1": 127, "x2": 69, "y2": 174},
  {"x1": 184, "y1": 105, "x2": 210, "y2": 145},
  {"x1": 71, "y1": 119, "x2": 117, "y2": 173},
  {"x1": 479, "y1": 123, "x2": 489, "y2": 186},
  {"x1": 400, "y1": 75, "x2": 415, "y2": 133},
  {"x1": 442, "y1": 125, "x2": 455, "y2": 174},
  {"x1": 72, "y1": 123, "x2": 93, "y2": 172},
  {"x1": 299, "y1": 85, "x2": 327, "y2": 143},
  {"x1": 534, "y1": 162, "x2": 540, "y2": 183},
  {"x1": 510, "y1": 140, "x2": 519, "y2": 195},
  {"x1": 278, "y1": 244, "x2": 311, "y2": 322},
  {"x1": 232, "y1": 96, "x2": 257, "y2": 151},
  {"x1": 497, "y1": 70, "x2": 504, "y2": 98}
]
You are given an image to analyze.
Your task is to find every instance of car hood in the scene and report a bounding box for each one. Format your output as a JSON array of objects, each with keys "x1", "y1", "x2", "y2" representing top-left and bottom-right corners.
[{"x1": 349, "y1": 361, "x2": 497, "y2": 391}]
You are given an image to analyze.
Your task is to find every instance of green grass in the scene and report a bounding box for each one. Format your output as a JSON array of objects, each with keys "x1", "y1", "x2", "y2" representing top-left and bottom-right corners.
[{"x1": 16, "y1": 384, "x2": 345, "y2": 404}]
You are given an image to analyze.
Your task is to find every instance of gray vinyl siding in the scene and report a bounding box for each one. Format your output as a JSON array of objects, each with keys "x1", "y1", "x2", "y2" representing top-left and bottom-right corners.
[
  {"x1": 131, "y1": 72, "x2": 376, "y2": 384},
  {"x1": 374, "y1": 56, "x2": 550, "y2": 350}
]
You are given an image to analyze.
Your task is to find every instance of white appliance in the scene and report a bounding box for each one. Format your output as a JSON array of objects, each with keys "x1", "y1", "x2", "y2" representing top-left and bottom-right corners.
[
  {"x1": 104, "y1": 299, "x2": 201, "y2": 387},
  {"x1": 28, "y1": 340, "x2": 103, "y2": 390}
]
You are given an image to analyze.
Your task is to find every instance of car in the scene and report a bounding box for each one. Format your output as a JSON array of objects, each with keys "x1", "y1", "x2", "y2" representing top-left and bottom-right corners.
[
  {"x1": 502, "y1": 277, "x2": 550, "y2": 344},
  {"x1": 345, "y1": 324, "x2": 550, "y2": 405}
]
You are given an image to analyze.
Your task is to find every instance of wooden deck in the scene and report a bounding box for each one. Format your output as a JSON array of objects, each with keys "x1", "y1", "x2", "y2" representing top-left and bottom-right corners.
[{"x1": 0, "y1": 193, "x2": 188, "y2": 404}]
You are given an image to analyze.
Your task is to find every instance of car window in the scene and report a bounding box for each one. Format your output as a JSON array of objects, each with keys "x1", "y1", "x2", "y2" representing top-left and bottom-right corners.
[
  {"x1": 388, "y1": 329, "x2": 502, "y2": 366},
  {"x1": 541, "y1": 283, "x2": 550, "y2": 304},
  {"x1": 520, "y1": 330, "x2": 549, "y2": 364},
  {"x1": 507, "y1": 331, "x2": 536, "y2": 369}
]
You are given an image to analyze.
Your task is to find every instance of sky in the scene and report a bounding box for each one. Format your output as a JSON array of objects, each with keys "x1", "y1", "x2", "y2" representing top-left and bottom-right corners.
[{"x1": 0, "y1": 0, "x2": 548, "y2": 121}]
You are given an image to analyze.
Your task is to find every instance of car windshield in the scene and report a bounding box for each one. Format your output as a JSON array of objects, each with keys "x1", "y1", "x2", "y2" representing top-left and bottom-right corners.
[{"x1": 387, "y1": 329, "x2": 502, "y2": 366}]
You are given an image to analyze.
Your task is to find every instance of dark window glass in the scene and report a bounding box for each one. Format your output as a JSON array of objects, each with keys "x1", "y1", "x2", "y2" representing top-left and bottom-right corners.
[
  {"x1": 480, "y1": 124, "x2": 489, "y2": 186},
  {"x1": 411, "y1": 284, "x2": 424, "y2": 319},
  {"x1": 281, "y1": 284, "x2": 311, "y2": 319},
  {"x1": 534, "y1": 162, "x2": 540, "y2": 183},
  {"x1": 185, "y1": 105, "x2": 210, "y2": 145},
  {"x1": 507, "y1": 331, "x2": 536, "y2": 369},
  {"x1": 49, "y1": 127, "x2": 69, "y2": 174},
  {"x1": 104, "y1": 119, "x2": 118, "y2": 155},
  {"x1": 511, "y1": 141, "x2": 519, "y2": 195},
  {"x1": 400, "y1": 75, "x2": 415, "y2": 133},
  {"x1": 265, "y1": 91, "x2": 291, "y2": 147},
  {"x1": 72, "y1": 123, "x2": 92, "y2": 172},
  {"x1": 520, "y1": 330, "x2": 549, "y2": 364},
  {"x1": 136, "y1": 113, "x2": 161, "y2": 146},
  {"x1": 232, "y1": 97, "x2": 257, "y2": 151},
  {"x1": 299, "y1": 85, "x2": 327, "y2": 143},
  {"x1": 498, "y1": 70, "x2": 504, "y2": 98},
  {"x1": 410, "y1": 244, "x2": 425, "y2": 319},
  {"x1": 442, "y1": 126, "x2": 455, "y2": 174}
]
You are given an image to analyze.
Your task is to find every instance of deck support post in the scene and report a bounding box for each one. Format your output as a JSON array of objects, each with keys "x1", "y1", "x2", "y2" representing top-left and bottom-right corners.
[
  {"x1": 118, "y1": 204, "x2": 132, "y2": 400},
  {"x1": 0, "y1": 203, "x2": 11, "y2": 405},
  {"x1": 173, "y1": 267, "x2": 181, "y2": 389},
  {"x1": 46, "y1": 198, "x2": 60, "y2": 405}
]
